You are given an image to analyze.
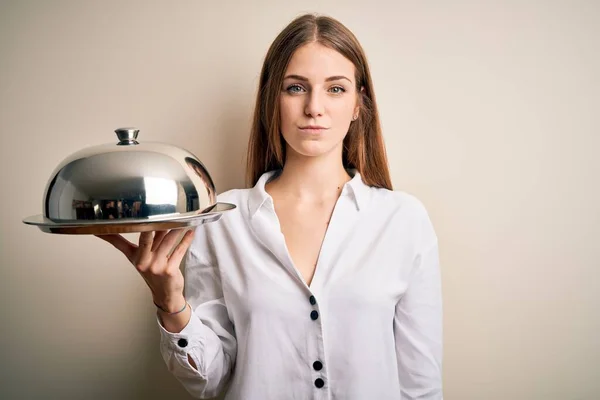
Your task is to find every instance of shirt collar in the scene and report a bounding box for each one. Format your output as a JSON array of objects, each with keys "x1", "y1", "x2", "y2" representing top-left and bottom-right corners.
[
  {"x1": 247, "y1": 168, "x2": 370, "y2": 218},
  {"x1": 247, "y1": 170, "x2": 279, "y2": 218}
]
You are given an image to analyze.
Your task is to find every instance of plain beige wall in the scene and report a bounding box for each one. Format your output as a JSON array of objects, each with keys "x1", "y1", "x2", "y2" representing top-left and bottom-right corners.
[{"x1": 1, "y1": 1, "x2": 598, "y2": 399}]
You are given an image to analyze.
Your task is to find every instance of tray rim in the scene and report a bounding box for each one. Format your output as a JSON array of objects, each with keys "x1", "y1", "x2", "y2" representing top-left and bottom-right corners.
[{"x1": 23, "y1": 202, "x2": 236, "y2": 228}]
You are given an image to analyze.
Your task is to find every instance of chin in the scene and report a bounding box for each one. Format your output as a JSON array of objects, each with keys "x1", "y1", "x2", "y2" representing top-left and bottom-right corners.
[{"x1": 286, "y1": 139, "x2": 340, "y2": 159}]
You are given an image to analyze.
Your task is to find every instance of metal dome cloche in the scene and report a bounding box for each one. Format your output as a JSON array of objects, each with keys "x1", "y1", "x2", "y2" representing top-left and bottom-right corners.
[{"x1": 23, "y1": 128, "x2": 235, "y2": 234}]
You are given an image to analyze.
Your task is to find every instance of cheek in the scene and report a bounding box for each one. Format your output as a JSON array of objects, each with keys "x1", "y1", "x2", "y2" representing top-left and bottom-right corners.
[
  {"x1": 329, "y1": 99, "x2": 355, "y2": 123},
  {"x1": 330, "y1": 94, "x2": 355, "y2": 112},
  {"x1": 279, "y1": 98, "x2": 299, "y2": 126}
]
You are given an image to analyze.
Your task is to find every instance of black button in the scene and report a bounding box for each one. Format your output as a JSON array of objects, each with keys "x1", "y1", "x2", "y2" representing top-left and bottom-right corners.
[
  {"x1": 313, "y1": 361, "x2": 323, "y2": 371},
  {"x1": 177, "y1": 338, "x2": 188, "y2": 348},
  {"x1": 310, "y1": 310, "x2": 319, "y2": 320},
  {"x1": 309, "y1": 295, "x2": 316, "y2": 305},
  {"x1": 315, "y1": 378, "x2": 325, "y2": 388}
]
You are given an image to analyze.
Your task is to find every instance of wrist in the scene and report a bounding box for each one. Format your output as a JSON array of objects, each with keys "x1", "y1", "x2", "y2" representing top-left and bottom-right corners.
[{"x1": 154, "y1": 294, "x2": 186, "y2": 314}]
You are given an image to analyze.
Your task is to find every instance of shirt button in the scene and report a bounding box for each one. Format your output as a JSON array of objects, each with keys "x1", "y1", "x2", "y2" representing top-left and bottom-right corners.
[
  {"x1": 309, "y1": 295, "x2": 316, "y2": 305},
  {"x1": 177, "y1": 338, "x2": 188, "y2": 348},
  {"x1": 310, "y1": 310, "x2": 319, "y2": 320},
  {"x1": 313, "y1": 361, "x2": 323, "y2": 371},
  {"x1": 315, "y1": 378, "x2": 325, "y2": 388}
]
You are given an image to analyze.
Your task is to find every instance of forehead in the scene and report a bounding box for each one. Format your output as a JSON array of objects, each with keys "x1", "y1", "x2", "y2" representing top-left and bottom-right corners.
[{"x1": 285, "y1": 42, "x2": 355, "y2": 81}]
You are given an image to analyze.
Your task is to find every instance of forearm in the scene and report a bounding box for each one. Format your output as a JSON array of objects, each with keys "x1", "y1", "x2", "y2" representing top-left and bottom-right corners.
[
  {"x1": 157, "y1": 299, "x2": 236, "y2": 396},
  {"x1": 156, "y1": 296, "x2": 198, "y2": 369}
]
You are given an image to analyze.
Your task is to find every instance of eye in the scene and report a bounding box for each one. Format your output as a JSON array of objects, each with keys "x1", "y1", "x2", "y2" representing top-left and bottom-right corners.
[
  {"x1": 329, "y1": 86, "x2": 346, "y2": 94},
  {"x1": 286, "y1": 84, "x2": 305, "y2": 94}
]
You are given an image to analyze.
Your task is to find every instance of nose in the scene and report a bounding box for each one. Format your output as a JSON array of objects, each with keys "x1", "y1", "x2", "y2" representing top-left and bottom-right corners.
[{"x1": 304, "y1": 89, "x2": 324, "y2": 118}]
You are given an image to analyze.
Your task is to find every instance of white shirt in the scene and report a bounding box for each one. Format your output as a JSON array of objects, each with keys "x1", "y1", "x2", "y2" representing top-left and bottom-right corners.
[{"x1": 157, "y1": 170, "x2": 443, "y2": 400}]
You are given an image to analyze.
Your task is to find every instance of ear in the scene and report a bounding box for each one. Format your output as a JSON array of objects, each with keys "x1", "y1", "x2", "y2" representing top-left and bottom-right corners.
[{"x1": 353, "y1": 87, "x2": 365, "y2": 118}]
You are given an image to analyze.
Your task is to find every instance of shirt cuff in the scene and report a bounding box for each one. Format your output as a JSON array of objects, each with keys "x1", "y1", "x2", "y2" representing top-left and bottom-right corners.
[{"x1": 156, "y1": 307, "x2": 211, "y2": 353}]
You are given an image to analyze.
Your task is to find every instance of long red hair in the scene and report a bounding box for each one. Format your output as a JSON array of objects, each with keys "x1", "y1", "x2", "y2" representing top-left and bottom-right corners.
[{"x1": 245, "y1": 13, "x2": 392, "y2": 190}]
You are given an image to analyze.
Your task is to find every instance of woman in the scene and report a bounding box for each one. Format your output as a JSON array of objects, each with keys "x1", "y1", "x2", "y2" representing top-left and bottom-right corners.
[{"x1": 98, "y1": 13, "x2": 443, "y2": 400}]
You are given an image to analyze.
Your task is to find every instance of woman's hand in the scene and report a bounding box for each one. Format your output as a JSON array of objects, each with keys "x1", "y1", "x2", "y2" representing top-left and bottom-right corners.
[{"x1": 95, "y1": 229, "x2": 195, "y2": 312}]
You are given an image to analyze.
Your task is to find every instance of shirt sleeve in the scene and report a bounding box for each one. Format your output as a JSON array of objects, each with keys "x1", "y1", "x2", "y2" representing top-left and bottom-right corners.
[
  {"x1": 157, "y1": 224, "x2": 237, "y2": 399},
  {"x1": 394, "y1": 201, "x2": 443, "y2": 399}
]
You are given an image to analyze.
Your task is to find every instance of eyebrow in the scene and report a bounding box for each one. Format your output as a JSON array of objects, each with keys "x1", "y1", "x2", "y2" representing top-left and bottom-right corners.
[{"x1": 283, "y1": 74, "x2": 353, "y2": 83}]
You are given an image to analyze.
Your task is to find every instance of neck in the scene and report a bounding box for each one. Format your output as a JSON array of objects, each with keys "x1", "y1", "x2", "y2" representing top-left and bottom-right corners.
[{"x1": 270, "y1": 147, "x2": 351, "y2": 202}]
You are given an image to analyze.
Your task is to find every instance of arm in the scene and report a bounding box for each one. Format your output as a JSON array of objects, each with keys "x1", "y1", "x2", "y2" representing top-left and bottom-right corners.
[
  {"x1": 157, "y1": 226, "x2": 237, "y2": 399},
  {"x1": 394, "y1": 207, "x2": 443, "y2": 399}
]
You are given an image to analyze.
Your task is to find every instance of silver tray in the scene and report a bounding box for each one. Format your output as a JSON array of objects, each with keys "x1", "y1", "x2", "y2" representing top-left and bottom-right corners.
[{"x1": 23, "y1": 202, "x2": 236, "y2": 235}]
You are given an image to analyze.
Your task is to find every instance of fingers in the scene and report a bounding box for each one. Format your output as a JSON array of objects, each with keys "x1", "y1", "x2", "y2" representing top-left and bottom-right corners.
[
  {"x1": 136, "y1": 231, "x2": 154, "y2": 267},
  {"x1": 151, "y1": 231, "x2": 169, "y2": 252},
  {"x1": 95, "y1": 234, "x2": 136, "y2": 263},
  {"x1": 96, "y1": 229, "x2": 195, "y2": 274},
  {"x1": 169, "y1": 229, "x2": 196, "y2": 267},
  {"x1": 154, "y1": 229, "x2": 190, "y2": 260}
]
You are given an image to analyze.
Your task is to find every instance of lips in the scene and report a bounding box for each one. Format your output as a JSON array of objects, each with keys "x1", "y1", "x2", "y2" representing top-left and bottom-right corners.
[{"x1": 299, "y1": 126, "x2": 328, "y2": 134}]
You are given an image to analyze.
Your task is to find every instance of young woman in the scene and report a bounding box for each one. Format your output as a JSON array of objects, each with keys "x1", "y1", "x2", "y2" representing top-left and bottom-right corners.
[{"x1": 98, "y1": 13, "x2": 443, "y2": 400}]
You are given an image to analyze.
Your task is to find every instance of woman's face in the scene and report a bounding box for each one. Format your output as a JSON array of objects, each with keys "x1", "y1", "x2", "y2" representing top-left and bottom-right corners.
[{"x1": 279, "y1": 42, "x2": 360, "y2": 160}]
